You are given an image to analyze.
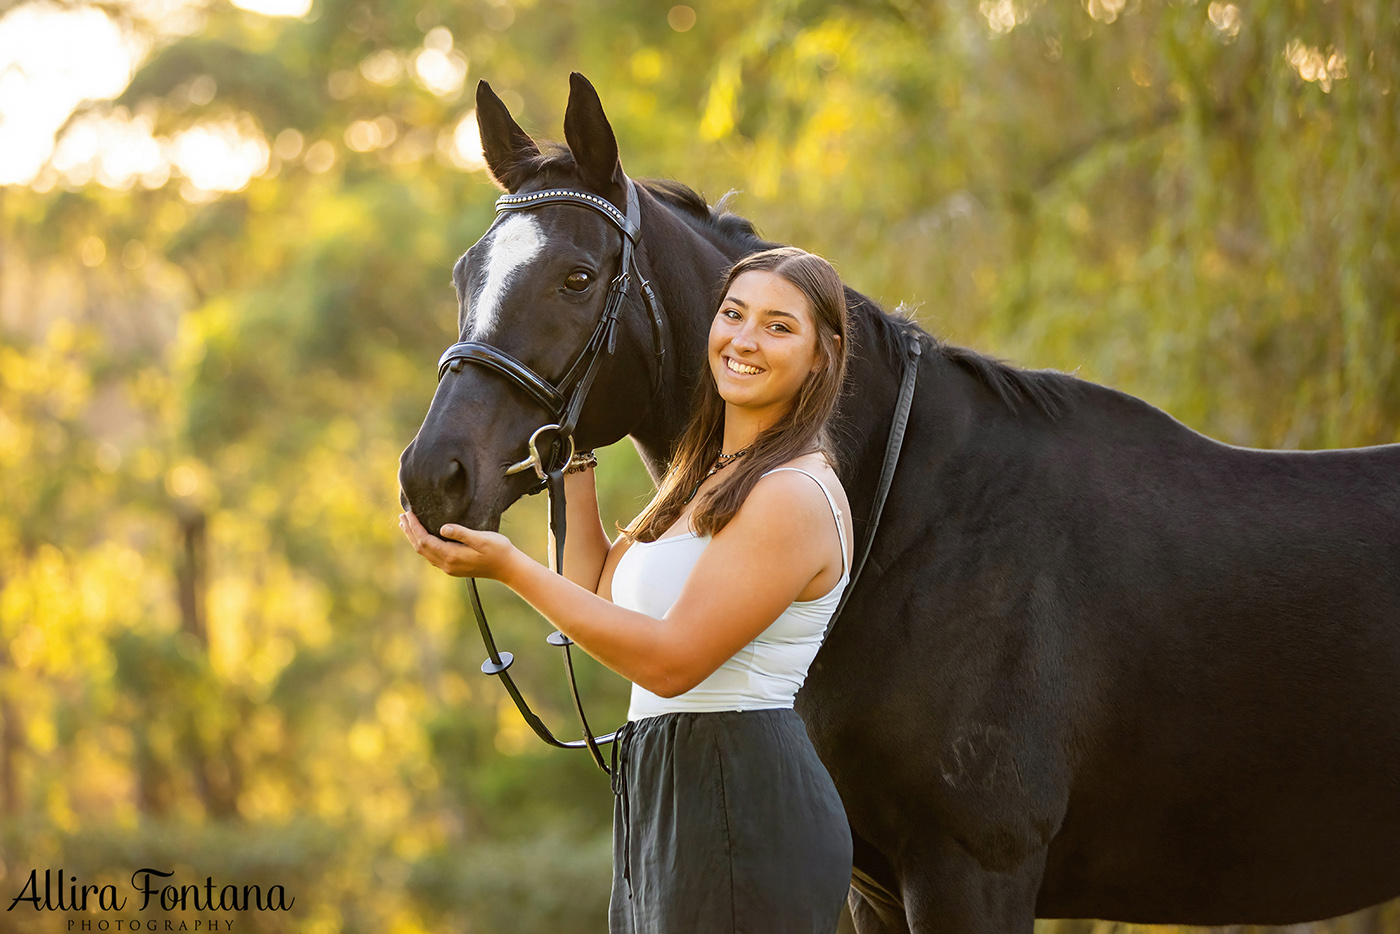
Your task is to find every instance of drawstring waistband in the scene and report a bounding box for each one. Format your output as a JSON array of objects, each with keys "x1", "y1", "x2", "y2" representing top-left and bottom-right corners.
[{"x1": 610, "y1": 719, "x2": 638, "y2": 898}]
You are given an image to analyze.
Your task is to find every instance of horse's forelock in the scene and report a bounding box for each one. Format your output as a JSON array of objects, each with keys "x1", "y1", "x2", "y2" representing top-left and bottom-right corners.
[{"x1": 510, "y1": 142, "x2": 578, "y2": 189}]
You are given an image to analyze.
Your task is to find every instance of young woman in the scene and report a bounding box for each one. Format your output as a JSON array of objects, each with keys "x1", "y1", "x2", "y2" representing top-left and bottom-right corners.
[{"x1": 400, "y1": 246, "x2": 855, "y2": 933}]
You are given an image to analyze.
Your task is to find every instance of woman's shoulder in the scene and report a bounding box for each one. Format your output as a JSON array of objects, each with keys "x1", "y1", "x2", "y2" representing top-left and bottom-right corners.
[
  {"x1": 738, "y1": 453, "x2": 851, "y2": 563},
  {"x1": 758, "y1": 451, "x2": 843, "y2": 487},
  {"x1": 751, "y1": 452, "x2": 847, "y2": 511}
]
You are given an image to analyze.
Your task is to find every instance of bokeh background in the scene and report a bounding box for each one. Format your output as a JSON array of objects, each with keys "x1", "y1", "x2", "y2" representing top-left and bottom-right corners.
[{"x1": 1, "y1": 0, "x2": 1397, "y2": 931}]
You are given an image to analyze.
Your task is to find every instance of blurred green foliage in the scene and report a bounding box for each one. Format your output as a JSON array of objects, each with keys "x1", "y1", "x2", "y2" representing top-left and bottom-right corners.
[{"x1": 0, "y1": 0, "x2": 1396, "y2": 931}]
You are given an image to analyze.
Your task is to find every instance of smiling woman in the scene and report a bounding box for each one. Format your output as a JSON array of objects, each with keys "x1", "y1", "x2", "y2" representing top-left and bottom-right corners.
[
  {"x1": 399, "y1": 242, "x2": 856, "y2": 933},
  {"x1": 623, "y1": 246, "x2": 850, "y2": 544}
]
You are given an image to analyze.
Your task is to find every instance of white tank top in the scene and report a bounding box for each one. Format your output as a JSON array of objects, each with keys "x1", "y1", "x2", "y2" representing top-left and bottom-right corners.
[{"x1": 612, "y1": 467, "x2": 850, "y2": 720}]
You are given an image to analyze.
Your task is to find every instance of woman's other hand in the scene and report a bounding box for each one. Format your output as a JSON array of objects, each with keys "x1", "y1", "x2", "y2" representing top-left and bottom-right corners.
[{"x1": 399, "y1": 511, "x2": 519, "y2": 580}]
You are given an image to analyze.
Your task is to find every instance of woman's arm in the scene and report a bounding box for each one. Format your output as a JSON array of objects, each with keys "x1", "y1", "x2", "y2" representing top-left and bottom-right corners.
[
  {"x1": 400, "y1": 470, "x2": 835, "y2": 697},
  {"x1": 401, "y1": 509, "x2": 678, "y2": 693},
  {"x1": 553, "y1": 464, "x2": 613, "y2": 593}
]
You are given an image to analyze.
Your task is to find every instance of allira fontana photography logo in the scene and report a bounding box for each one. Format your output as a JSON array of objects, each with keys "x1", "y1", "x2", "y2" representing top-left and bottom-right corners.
[{"x1": 7, "y1": 868, "x2": 294, "y2": 929}]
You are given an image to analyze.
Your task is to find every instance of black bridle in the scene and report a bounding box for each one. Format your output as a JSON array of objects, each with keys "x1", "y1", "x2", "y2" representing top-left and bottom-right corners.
[
  {"x1": 438, "y1": 180, "x2": 667, "y2": 479},
  {"x1": 435, "y1": 177, "x2": 921, "y2": 775}
]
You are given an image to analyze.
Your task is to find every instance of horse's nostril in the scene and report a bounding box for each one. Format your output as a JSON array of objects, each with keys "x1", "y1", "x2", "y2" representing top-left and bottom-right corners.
[{"x1": 443, "y1": 459, "x2": 467, "y2": 500}]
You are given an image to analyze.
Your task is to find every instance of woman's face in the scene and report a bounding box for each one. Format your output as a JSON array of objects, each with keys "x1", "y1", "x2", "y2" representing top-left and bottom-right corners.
[{"x1": 708, "y1": 269, "x2": 823, "y2": 419}]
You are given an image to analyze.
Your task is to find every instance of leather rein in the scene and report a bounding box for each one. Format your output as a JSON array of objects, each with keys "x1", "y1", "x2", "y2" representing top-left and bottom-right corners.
[{"x1": 435, "y1": 178, "x2": 920, "y2": 775}]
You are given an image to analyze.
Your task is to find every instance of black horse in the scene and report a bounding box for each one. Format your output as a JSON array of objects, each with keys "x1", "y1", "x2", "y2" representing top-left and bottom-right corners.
[{"x1": 399, "y1": 74, "x2": 1400, "y2": 933}]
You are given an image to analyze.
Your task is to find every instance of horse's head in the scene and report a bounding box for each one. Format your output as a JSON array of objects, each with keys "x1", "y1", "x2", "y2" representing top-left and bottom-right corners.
[{"x1": 399, "y1": 73, "x2": 666, "y2": 534}]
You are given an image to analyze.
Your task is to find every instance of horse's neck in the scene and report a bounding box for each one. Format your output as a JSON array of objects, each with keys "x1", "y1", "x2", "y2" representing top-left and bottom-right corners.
[
  {"x1": 624, "y1": 198, "x2": 740, "y2": 476},
  {"x1": 830, "y1": 297, "x2": 921, "y2": 486}
]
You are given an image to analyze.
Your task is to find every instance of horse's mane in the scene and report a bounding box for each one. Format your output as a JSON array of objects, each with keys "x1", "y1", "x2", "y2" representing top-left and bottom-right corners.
[
  {"x1": 638, "y1": 178, "x2": 1077, "y2": 421},
  {"x1": 928, "y1": 335, "x2": 1077, "y2": 419},
  {"x1": 509, "y1": 144, "x2": 1074, "y2": 420},
  {"x1": 639, "y1": 178, "x2": 771, "y2": 259}
]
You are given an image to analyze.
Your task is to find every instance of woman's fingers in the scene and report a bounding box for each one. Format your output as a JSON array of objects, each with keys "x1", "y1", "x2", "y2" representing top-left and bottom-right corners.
[
  {"x1": 399, "y1": 511, "x2": 512, "y2": 579},
  {"x1": 399, "y1": 511, "x2": 461, "y2": 569},
  {"x1": 438, "y1": 523, "x2": 472, "y2": 543},
  {"x1": 399, "y1": 511, "x2": 435, "y2": 554}
]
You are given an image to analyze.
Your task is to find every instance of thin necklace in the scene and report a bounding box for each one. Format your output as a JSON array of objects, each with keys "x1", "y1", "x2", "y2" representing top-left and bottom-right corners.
[{"x1": 682, "y1": 447, "x2": 750, "y2": 505}]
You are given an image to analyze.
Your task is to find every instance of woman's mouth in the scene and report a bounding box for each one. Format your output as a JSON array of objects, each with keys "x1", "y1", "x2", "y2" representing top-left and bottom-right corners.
[{"x1": 725, "y1": 356, "x2": 764, "y2": 376}]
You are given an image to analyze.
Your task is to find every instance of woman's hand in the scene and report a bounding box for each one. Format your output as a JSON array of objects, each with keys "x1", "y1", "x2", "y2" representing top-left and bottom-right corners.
[{"x1": 399, "y1": 511, "x2": 520, "y2": 580}]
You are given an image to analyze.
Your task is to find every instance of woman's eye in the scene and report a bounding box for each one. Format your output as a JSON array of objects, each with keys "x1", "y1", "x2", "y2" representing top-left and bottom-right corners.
[
  {"x1": 722, "y1": 308, "x2": 740, "y2": 320},
  {"x1": 565, "y1": 271, "x2": 592, "y2": 292},
  {"x1": 770, "y1": 323, "x2": 790, "y2": 333}
]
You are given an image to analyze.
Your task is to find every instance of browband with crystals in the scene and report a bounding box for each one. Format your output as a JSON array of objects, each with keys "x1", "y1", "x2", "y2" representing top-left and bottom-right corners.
[{"x1": 494, "y1": 186, "x2": 640, "y2": 242}]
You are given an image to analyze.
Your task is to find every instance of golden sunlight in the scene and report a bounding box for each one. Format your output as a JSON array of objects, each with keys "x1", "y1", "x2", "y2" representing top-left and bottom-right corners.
[
  {"x1": 229, "y1": 0, "x2": 313, "y2": 18},
  {"x1": 449, "y1": 110, "x2": 488, "y2": 171},
  {"x1": 0, "y1": 2, "x2": 142, "y2": 185}
]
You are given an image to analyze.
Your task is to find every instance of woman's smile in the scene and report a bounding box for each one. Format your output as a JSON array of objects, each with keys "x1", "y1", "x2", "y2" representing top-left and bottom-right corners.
[{"x1": 724, "y1": 355, "x2": 765, "y2": 376}]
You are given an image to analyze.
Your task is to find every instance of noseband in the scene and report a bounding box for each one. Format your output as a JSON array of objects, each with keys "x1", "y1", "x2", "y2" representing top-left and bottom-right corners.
[{"x1": 435, "y1": 178, "x2": 666, "y2": 773}]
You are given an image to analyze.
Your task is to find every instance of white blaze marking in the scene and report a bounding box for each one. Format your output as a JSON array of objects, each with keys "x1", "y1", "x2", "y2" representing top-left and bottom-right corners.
[{"x1": 468, "y1": 214, "x2": 545, "y2": 338}]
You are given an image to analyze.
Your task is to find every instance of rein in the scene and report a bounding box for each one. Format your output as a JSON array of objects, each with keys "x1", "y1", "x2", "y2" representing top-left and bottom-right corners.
[
  {"x1": 435, "y1": 181, "x2": 921, "y2": 775},
  {"x1": 828, "y1": 336, "x2": 921, "y2": 637}
]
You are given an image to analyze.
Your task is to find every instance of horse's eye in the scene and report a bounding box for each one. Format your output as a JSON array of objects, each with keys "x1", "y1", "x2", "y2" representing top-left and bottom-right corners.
[{"x1": 565, "y1": 271, "x2": 593, "y2": 292}]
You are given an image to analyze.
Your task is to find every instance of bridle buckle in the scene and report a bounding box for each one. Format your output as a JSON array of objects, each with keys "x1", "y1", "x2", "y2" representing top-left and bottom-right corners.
[{"x1": 505, "y1": 423, "x2": 575, "y2": 480}]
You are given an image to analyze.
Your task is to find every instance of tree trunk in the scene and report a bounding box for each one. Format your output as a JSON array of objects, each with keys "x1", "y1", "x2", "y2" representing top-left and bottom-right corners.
[
  {"x1": 176, "y1": 507, "x2": 208, "y2": 644},
  {"x1": 0, "y1": 684, "x2": 20, "y2": 817},
  {"x1": 0, "y1": 564, "x2": 21, "y2": 818}
]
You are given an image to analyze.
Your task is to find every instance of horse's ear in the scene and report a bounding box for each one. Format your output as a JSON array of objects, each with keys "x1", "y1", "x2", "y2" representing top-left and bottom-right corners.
[
  {"x1": 563, "y1": 72, "x2": 624, "y2": 195},
  {"x1": 476, "y1": 80, "x2": 539, "y2": 192}
]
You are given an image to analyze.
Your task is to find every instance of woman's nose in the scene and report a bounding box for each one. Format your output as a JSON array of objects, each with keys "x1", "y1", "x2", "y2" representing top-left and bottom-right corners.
[{"x1": 731, "y1": 325, "x2": 760, "y2": 350}]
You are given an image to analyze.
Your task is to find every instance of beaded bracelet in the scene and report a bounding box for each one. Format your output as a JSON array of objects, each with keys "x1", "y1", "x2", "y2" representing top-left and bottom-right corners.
[{"x1": 564, "y1": 450, "x2": 597, "y2": 474}]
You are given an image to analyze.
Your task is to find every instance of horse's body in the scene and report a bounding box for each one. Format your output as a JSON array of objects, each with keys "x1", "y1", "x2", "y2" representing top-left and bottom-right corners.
[
  {"x1": 399, "y1": 76, "x2": 1400, "y2": 933},
  {"x1": 820, "y1": 368, "x2": 1400, "y2": 931}
]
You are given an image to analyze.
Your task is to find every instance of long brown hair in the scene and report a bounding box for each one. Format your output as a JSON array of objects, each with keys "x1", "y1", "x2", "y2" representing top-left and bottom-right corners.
[{"x1": 623, "y1": 247, "x2": 851, "y2": 543}]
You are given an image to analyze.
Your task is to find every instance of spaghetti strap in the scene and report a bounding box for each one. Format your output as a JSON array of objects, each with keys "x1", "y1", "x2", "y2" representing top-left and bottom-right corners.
[{"x1": 760, "y1": 467, "x2": 849, "y2": 576}]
